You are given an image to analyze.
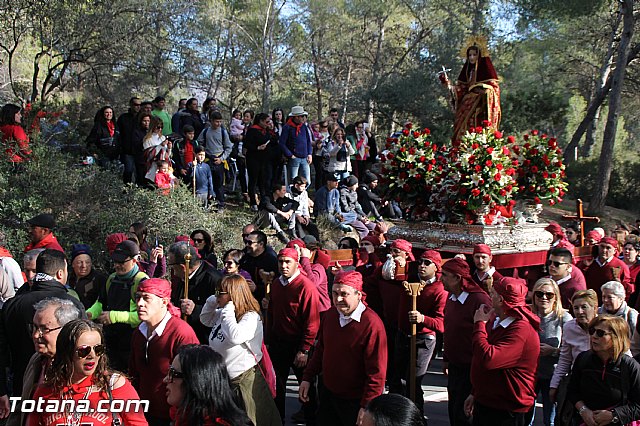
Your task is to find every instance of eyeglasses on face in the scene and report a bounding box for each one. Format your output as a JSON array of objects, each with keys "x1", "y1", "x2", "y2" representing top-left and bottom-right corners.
[
  {"x1": 167, "y1": 366, "x2": 184, "y2": 382},
  {"x1": 534, "y1": 291, "x2": 555, "y2": 300},
  {"x1": 548, "y1": 260, "x2": 568, "y2": 267},
  {"x1": 30, "y1": 324, "x2": 62, "y2": 336},
  {"x1": 192, "y1": 238, "x2": 204, "y2": 243},
  {"x1": 589, "y1": 327, "x2": 611, "y2": 337},
  {"x1": 244, "y1": 239, "x2": 257, "y2": 245},
  {"x1": 76, "y1": 344, "x2": 105, "y2": 358}
]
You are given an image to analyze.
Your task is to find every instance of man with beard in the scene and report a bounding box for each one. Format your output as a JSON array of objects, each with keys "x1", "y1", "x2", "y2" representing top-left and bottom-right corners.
[
  {"x1": 471, "y1": 244, "x2": 502, "y2": 293},
  {"x1": 240, "y1": 230, "x2": 278, "y2": 303},
  {"x1": 24, "y1": 214, "x2": 64, "y2": 253}
]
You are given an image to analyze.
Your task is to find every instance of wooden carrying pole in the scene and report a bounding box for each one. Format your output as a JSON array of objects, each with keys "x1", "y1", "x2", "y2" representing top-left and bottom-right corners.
[
  {"x1": 182, "y1": 252, "x2": 191, "y2": 321},
  {"x1": 259, "y1": 269, "x2": 275, "y2": 330},
  {"x1": 403, "y1": 281, "x2": 426, "y2": 401}
]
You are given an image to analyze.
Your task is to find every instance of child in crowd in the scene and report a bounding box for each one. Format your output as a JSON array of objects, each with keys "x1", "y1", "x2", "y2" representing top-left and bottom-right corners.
[
  {"x1": 188, "y1": 146, "x2": 215, "y2": 208},
  {"x1": 230, "y1": 109, "x2": 244, "y2": 142},
  {"x1": 155, "y1": 160, "x2": 176, "y2": 193},
  {"x1": 177, "y1": 124, "x2": 198, "y2": 176}
]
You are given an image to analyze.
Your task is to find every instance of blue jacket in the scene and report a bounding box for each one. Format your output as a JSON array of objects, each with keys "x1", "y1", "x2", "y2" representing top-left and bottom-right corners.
[
  {"x1": 188, "y1": 162, "x2": 215, "y2": 197},
  {"x1": 279, "y1": 122, "x2": 313, "y2": 158}
]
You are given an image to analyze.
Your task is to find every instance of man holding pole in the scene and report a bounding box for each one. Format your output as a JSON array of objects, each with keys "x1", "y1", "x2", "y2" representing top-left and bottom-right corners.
[
  {"x1": 395, "y1": 250, "x2": 447, "y2": 414},
  {"x1": 167, "y1": 241, "x2": 221, "y2": 343},
  {"x1": 299, "y1": 270, "x2": 387, "y2": 426}
]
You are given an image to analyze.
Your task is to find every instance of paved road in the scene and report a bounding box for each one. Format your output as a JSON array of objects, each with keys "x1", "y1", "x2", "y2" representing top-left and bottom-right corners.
[{"x1": 283, "y1": 355, "x2": 545, "y2": 425}]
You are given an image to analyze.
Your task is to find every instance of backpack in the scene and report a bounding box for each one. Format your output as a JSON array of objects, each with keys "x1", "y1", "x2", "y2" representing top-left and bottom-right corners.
[{"x1": 105, "y1": 271, "x2": 147, "y2": 302}]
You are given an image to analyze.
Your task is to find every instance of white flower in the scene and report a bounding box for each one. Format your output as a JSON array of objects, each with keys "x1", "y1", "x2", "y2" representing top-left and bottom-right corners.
[{"x1": 471, "y1": 174, "x2": 482, "y2": 185}]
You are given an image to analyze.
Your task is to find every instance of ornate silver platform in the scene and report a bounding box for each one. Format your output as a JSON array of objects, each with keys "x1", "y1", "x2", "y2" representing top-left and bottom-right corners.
[{"x1": 387, "y1": 221, "x2": 552, "y2": 254}]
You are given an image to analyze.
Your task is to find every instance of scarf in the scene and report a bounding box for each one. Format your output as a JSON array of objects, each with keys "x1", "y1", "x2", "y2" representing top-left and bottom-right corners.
[
  {"x1": 106, "y1": 120, "x2": 115, "y2": 137},
  {"x1": 249, "y1": 124, "x2": 266, "y2": 135},
  {"x1": 286, "y1": 117, "x2": 304, "y2": 136}
]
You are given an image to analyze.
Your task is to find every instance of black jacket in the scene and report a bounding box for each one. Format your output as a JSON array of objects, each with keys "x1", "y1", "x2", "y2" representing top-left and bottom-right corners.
[
  {"x1": 171, "y1": 261, "x2": 221, "y2": 344},
  {"x1": 86, "y1": 121, "x2": 119, "y2": 159},
  {"x1": 1, "y1": 279, "x2": 85, "y2": 394},
  {"x1": 357, "y1": 183, "x2": 383, "y2": 220},
  {"x1": 180, "y1": 110, "x2": 205, "y2": 139},
  {"x1": 116, "y1": 111, "x2": 137, "y2": 156}
]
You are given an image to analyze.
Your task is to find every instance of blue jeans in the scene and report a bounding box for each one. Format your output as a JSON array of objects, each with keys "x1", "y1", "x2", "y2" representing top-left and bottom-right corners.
[
  {"x1": 287, "y1": 156, "x2": 310, "y2": 185},
  {"x1": 527, "y1": 378, "x2": 555, "y2": 426},
  {"x1": 121, "y1": 154, "x2": 136, "y2": 184}
]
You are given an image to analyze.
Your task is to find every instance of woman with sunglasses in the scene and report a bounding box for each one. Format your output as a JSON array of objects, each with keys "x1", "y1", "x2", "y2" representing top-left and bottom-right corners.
[
  {"x1": 164, "y1": 345, "x2": 252, "y2": 426},
  {"x1": 190, "y1": 229, "x2": 218, "y2": 268},
  {"x1": 527, "y1": 278, "x2": 572, "y2": 426},
  {"x1": 218, "y1": 249, "x2": 255, "y2": 291},
  {"x1": 549, "y1": 289, "x2": 598, "y2": 424},
  {"x1": 200, "y1": 274, "x2": 280, "y2": 425},
  {"x1": 27, "y1": 319, "x2": 147, "y2": 426},
  {"x1": 566, "y1": 315, "x2": 640, "y2": 426}
]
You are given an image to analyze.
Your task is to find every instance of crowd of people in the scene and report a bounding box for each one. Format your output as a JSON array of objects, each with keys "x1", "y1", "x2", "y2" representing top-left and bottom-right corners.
[{"x1": 2, "y1": 99, "x2": 640, "y2": 425}]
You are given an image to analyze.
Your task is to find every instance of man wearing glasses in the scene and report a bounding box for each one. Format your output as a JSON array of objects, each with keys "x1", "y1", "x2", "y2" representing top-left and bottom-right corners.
[
  {"x1": 86, "y1": 240, "x2": 148, "y2": 372},
  {"x1": 239, "y1": 230, "x2": 278, "y2": 303},
  {"x1": 2, "y1": 250, "x2": 85, "y2": 396},
  {"x1": 130, "y1": 278, "x2": 199, "y2": 426},
  {"x1": 167, "y1": 242, "x2": 221, "y2": 344},
  {"x1": 546, "y1": 247, "x2": 586, "y2": 310},
  {"x1": 5, "y1": 297, "x2": 81, "y2": 426}
]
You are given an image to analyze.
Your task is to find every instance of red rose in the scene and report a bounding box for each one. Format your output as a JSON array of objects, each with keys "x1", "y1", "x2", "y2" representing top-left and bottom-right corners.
[
  {"x1": 486, "y1": 147, "x2": 494, "y2": 154},
  {"x1": 532, "y1": 130, "x2": 539, "y2": 136},
  {"x1": 523, "y1": 135, "x2": 529, "y2": 141},
  {"x1": 549, "y1": 200, "x2": 555, "y2": 206},
  {"x1": 430, "y1": 158, "x2": 437, "y2": 164},
  {"x1": 556, "y1": 161, "x2": 563, "y2": 167},
  {"x1": 485, "y1": 160, "x2": 493, "y2": 167},
  {"x1": 519, "y1": 186, "x2": 525, "y2": 192},
  {"x1": 459, "y1": 187, "x2": 467, "y2": 195},
  {"x1": 509, "y1": 200, "x2": 517, "y2": 206},
  {"x1": 419, "y1": 156, "x2": 426, "y2": 163},
  {"x1": 542, "y1": 171, "x2": 549, "y2": 178},
  {"x1": 482, "y1": 120, "x2": 492, "y2": 127},
  {"x1": 427, "y1": 164, "x2": 433, "y2": 171},
  {"x1": 385, "y1": 143, "x2": 391, "y2": 150},
  {"x1": 402, "y1": 129, "x2": 410, "y2": 136},
  {"x1": 475, "y1": 165, "x2": 482, "y2": 172},
  {"x1": 529, "y1": 185, "x2": 535, "y2": 192},
  {"x1": 551, "y1": 173, "x2": 557, "y2": 178},
  {"x1": 475, "y1": 126, "x2": 483, "y2": 133},
  {"x1": 452, "y1": 140, "x2": 461, "y2": 148},
  {"x1": 469, "y1": 127, "x2": 476, "y2": 133},
  {"x1": 499, "y1": 189, "x2": 507, "y2": 196},
  {"x1": 460, "y1": 200, "x2": 468, "y2": 207},
  {"x1": 502, "y1": 147, "x2": 510, "y2": 155},
  {"x1": 468, "y1": 155, "x2": 476, "y2": 164},
  {"x1": 494, "y1": 173, "x2": 501, "y2": 181},
  {"x1": 524, "y1": 159, "x2": 531, "y2": 166},
  {"x1": 494, "y1": 131, "x2": 503, "y2": 139},
  {"x1": 512, "y1": 159, "x2": 519, "y2": 166},
  {"x1": 534, "y1": 196, "x2": 541, "y2": 203},
  {"x1": 400, "y1": 147, "x2": 406, "y2": 153},
  {"x1": 557, "y1": 197, "x2": 563, "y2": 203},
  {"x1": 413, "y1": 131, "x2": 420, "y2": 138},
  {"x1": 387, "y1": 153, "x2": 394, "y2": 159},
  {"x1": 415, "y1": 174, "x2": 422, "y2": 180},
  {"x1": 507, "y1": 135, "x2": 516, "y2": 143},
  {"x1": 496, "y1": 163, "x2": 504, "y2": 171},
  {"x1": 549, "y1": 187, "x2": 556, "y2": 193},
  {"x1": 506, "y1": 167, "x2": 515, "y2": 176},
  {"x1": 472, "y1": 143, "x2": 480, "y2": 150},
  {"x1": 386, "y1": 137, "x2": 394, "y2": 143},
  {"x1": 506, "y1": 185, "x2": 513, "y2": 191},
  {"x1": 432, "y1": 145, "x2": 438, "y2": 152},
  {"x1": 380, "y1": 155, "x2": 386, "y2": 162},
  {"x1": 471, "y1": 189, "x2": 481, "y2": 197},
  {"x1": 409, "y1": 147, "x2": 416, "y2": 155},
  {"x1": 406, "y1": 122, "x2": 413, "y2": 129},
  {"x1": 407, "y1": 163, "x2": 414, "y2": 169},
  {"x1": 531, "y1": 165, "x2": 539, "y2": 173},
  {"x1": 423, "y1": 128, "x2": 431, "y2": 135},
  {"x1": 479, "y1": 179, "x2": 485, "y2": 185},
  {"x1": 482, "y1": 194, "x2": 491, "y2": 203},
  {"x1": 513, "y1": 146, "x2": 520, "y2": 154}
]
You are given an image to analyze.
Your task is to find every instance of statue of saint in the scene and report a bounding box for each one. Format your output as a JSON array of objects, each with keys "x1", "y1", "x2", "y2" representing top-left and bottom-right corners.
[{"x1": 440, "y1": 44, "x2": 501, "y2": 142}]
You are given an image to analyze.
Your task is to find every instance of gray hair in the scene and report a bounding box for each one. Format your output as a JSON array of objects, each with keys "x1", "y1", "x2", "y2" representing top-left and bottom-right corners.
[
  {"x1": 33, "y1": 297, "x2": 82, "y2": 327},
  {"x1": 24, "y1": 248, "x2": 45, "y2": 264},
  {"x1": 601, "y1": 281, "x2": 626, "y2": 299},
  {"x1": 168, "y1": 241, "x2": 200, "y2": 265}
]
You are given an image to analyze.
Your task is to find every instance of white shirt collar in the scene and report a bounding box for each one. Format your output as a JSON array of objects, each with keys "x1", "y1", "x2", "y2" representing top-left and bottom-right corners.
[
  {"x1": 421, "y1": 275, "x2": 437, "y2": 285},
  {"x1": 554, "y1": 274, "x2": 571, "y2": 285},
  {"x1": 492, "y1": 316, "x2": 516, "y2": 330},
  {"x1": 339, "y1": 301, "x2": 366, "y2": 327},
  {"x1": 449, "y1": 291, "x2": 469, "y2": 304},
  {"x1": 139, "y1": 310, "x2": 172, "y2": 339},
  {"x1": 188, "y1": 263, "x2": 201, "y2": 279},
  {"x1": 596, "y1": 256, "x2": 614, "y2": 267},
  {"x1": 280, "y1": 269, "x2": 301, "y2": 286},
  {"x1": 475, "y1": 266, "x2": 495, "y2": 281}
]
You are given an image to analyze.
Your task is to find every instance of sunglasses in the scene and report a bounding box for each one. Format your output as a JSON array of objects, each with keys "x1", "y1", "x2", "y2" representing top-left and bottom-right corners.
[
  {"x1": 192, "y1": 238, "x2": 204, "y2": 243},
  {"x1": 244, "y1": 239, "x2": 257, "y2": 245},
  {"x1": 418, "y1": 259, "x2": 433, "y2": 266},
  {"x1": 224, "y1": 261, "x2": 236, "y2": 266},
  {"x1": 548, "y1": 260, "x2": 569, "y2": 267},
  {"x1": 76, "y1": 344, "x2": 105, "y2": 358},
  {"x1": 167, "y1": 366, "x2": 184, "y2": 382},
  {"x1": 589, "y1": 327, "x2": 611, "y2": 337},
  {"x1": 534, "y1": 291, "x2": 555, "y2": 300},
  {"x1": 215, "y1": 289, "x2": 228, "y2": 297}
]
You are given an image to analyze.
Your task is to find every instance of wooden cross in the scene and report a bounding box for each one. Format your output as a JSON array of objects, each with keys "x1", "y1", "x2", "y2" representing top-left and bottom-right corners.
[
  {"x1": 403, "y1": 280, "x2": 427, "y2": 402},
  {"x1": 562, "y1": 199, "x2": 600, "y2": 246}
]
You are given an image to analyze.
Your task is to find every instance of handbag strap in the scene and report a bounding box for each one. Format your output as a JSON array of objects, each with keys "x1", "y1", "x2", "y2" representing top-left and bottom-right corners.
[{"x1": 106, "y1": 374, "x2": 122, "y2": 426}]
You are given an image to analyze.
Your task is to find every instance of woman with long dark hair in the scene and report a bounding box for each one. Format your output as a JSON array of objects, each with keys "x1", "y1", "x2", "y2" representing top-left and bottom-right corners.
[
  {"x1": 0, "y1": 103, "x2": 31, "y2": 166},
  {"x1": 86, "y1": 105, "x2": 119, "y2": 167},
  {"x1": 190, "y1": 229, "x2": 218, "y2": 267},
  {"x1": 164, "y1": 344, "x2": 252, "y2": 426},
  {"x1": 244, "y1": 112, "x2": 275, "y2": 211},
  {"x1": 26, "y1": 319, "x2": 147, "y2": 426}
]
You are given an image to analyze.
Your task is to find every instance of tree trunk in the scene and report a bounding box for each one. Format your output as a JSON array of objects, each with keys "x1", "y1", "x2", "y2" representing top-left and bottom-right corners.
[
  {"x1": 341, "y1": 57, "x2": 352, "y2": 122},
  {"x1": 311, "y1": 32, "x2": 323, "y2": 120},
  {"x1": 587, "y1": 0, "x2": 634, "y2": 215}
]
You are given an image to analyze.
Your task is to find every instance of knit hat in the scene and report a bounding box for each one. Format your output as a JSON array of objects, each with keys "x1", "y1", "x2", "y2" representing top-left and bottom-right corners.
[
  {"x1": 71, "y1": 244, "x2": 92, "y2": 262},
  {"x1": 390, "y1": 239, "x2": 415, "y2": 261},
  {"x1": 138, "y1": 278, "x2": 181, "y2": 317},
  {"x1": 363, "y1": 171, "x2": 378, "y2": 184},
  {"x1": 27, "y1": 213, "x2": 56, "y2": 229},
  {"x1": 111, "y1": 240, "x2": 140, "y2": 262},
  {"x1": 344, "y1": 175, "x2": 358, "y2": 187},
  {"x1": 420, "y1": 250, "x2": 442, "y2": 271},
  {"x1": 493, "y1": 277, "x2": 540, "y2": 329},
  {"x1": 334, "y1": 270, "x2": 363, "y2": 292},
  {"x1": 473, "y1": 244, "x2": 492, "y2": 256}
]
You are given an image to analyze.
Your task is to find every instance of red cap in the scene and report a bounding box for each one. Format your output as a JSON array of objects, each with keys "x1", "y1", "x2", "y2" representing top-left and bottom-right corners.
[
  {"x1": 334, "y1": 270, "x2": 363, "y2": 292},
  {"x1": 391, "y1": 239, "x2": 415, "y2": 261},
  {"x1": 278, "y1": 247, "x2": 299, "y2": 260},
  {"x1": 473, "y1": 244, "x2": 492, "y2": 256},
  {"x1": 600, "y1": 237, "x2": 618, "y2": 248},
  {"x1": 105, "y1": 233, "x2": 127, "y2": 255}
]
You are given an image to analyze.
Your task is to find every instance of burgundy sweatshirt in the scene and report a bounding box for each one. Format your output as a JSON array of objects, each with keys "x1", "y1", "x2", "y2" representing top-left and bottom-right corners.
[
  {"x1": 397, "y1": 279, "x2": 447, "y2": 335},
  {"x1": 443, "y1": 290, "x2": 492, "y2": 365}
]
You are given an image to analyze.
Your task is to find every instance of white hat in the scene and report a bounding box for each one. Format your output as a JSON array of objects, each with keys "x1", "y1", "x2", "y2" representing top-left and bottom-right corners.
[{"x1": 288, "y1": 105, "x2": 308, "y2": 117}]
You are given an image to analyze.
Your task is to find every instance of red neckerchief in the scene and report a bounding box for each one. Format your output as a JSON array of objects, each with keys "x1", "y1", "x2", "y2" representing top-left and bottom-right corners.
[
  {"x1": 286, "y1": 117, "x2": 304, "y2": 136},
  {"x1": 249, "y1": 124, "x2": 266, "y2": 135},
  {"x1": 106, "y1": 120, "x2": 115, "y2": 137}
]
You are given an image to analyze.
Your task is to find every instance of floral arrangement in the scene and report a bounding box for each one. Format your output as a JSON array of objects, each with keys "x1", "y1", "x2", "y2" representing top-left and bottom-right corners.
[
  {"x1": 378, "y1": 122, "x2": 568, "y2": 224},
  {"x1": 513, "y1": 130, "x2": 568, "y2": 206}
]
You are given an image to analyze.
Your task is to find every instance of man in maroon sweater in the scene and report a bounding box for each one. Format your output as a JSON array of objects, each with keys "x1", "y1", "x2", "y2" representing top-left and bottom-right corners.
[
  {"x1": 471, "y1": 244, "x2": 502, "y2": 293},
  {"x1": 299, "y1": 270, "x2": 386, "y2": 426},
  {"x1": 465, "y1": 276, "x2": 540, "y2": 425},
  {"x1": 364, "y1": 238, "x2": 417, "y2": 394},
  {"x1": 394, "y1": 250, "x2": 447, "y2": 413},
  {"x1": 266, "y1": 247, "x2": 320, "y2": 424},
  {"x1": 547, "y1": 247, "x2": 586, "y2": 309},
  {"x1": 129, "y1": 278, "x2": 199, "y2": 426},
  {"x1": 441, "y1": 257, "x2": 491, "y2": 426},
  {"x1": 287, "y1": 239, "x2": 331, "y2": 315},
  {"x1": 582, "y1": 237, "x2": 632, "y2": 303}
]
